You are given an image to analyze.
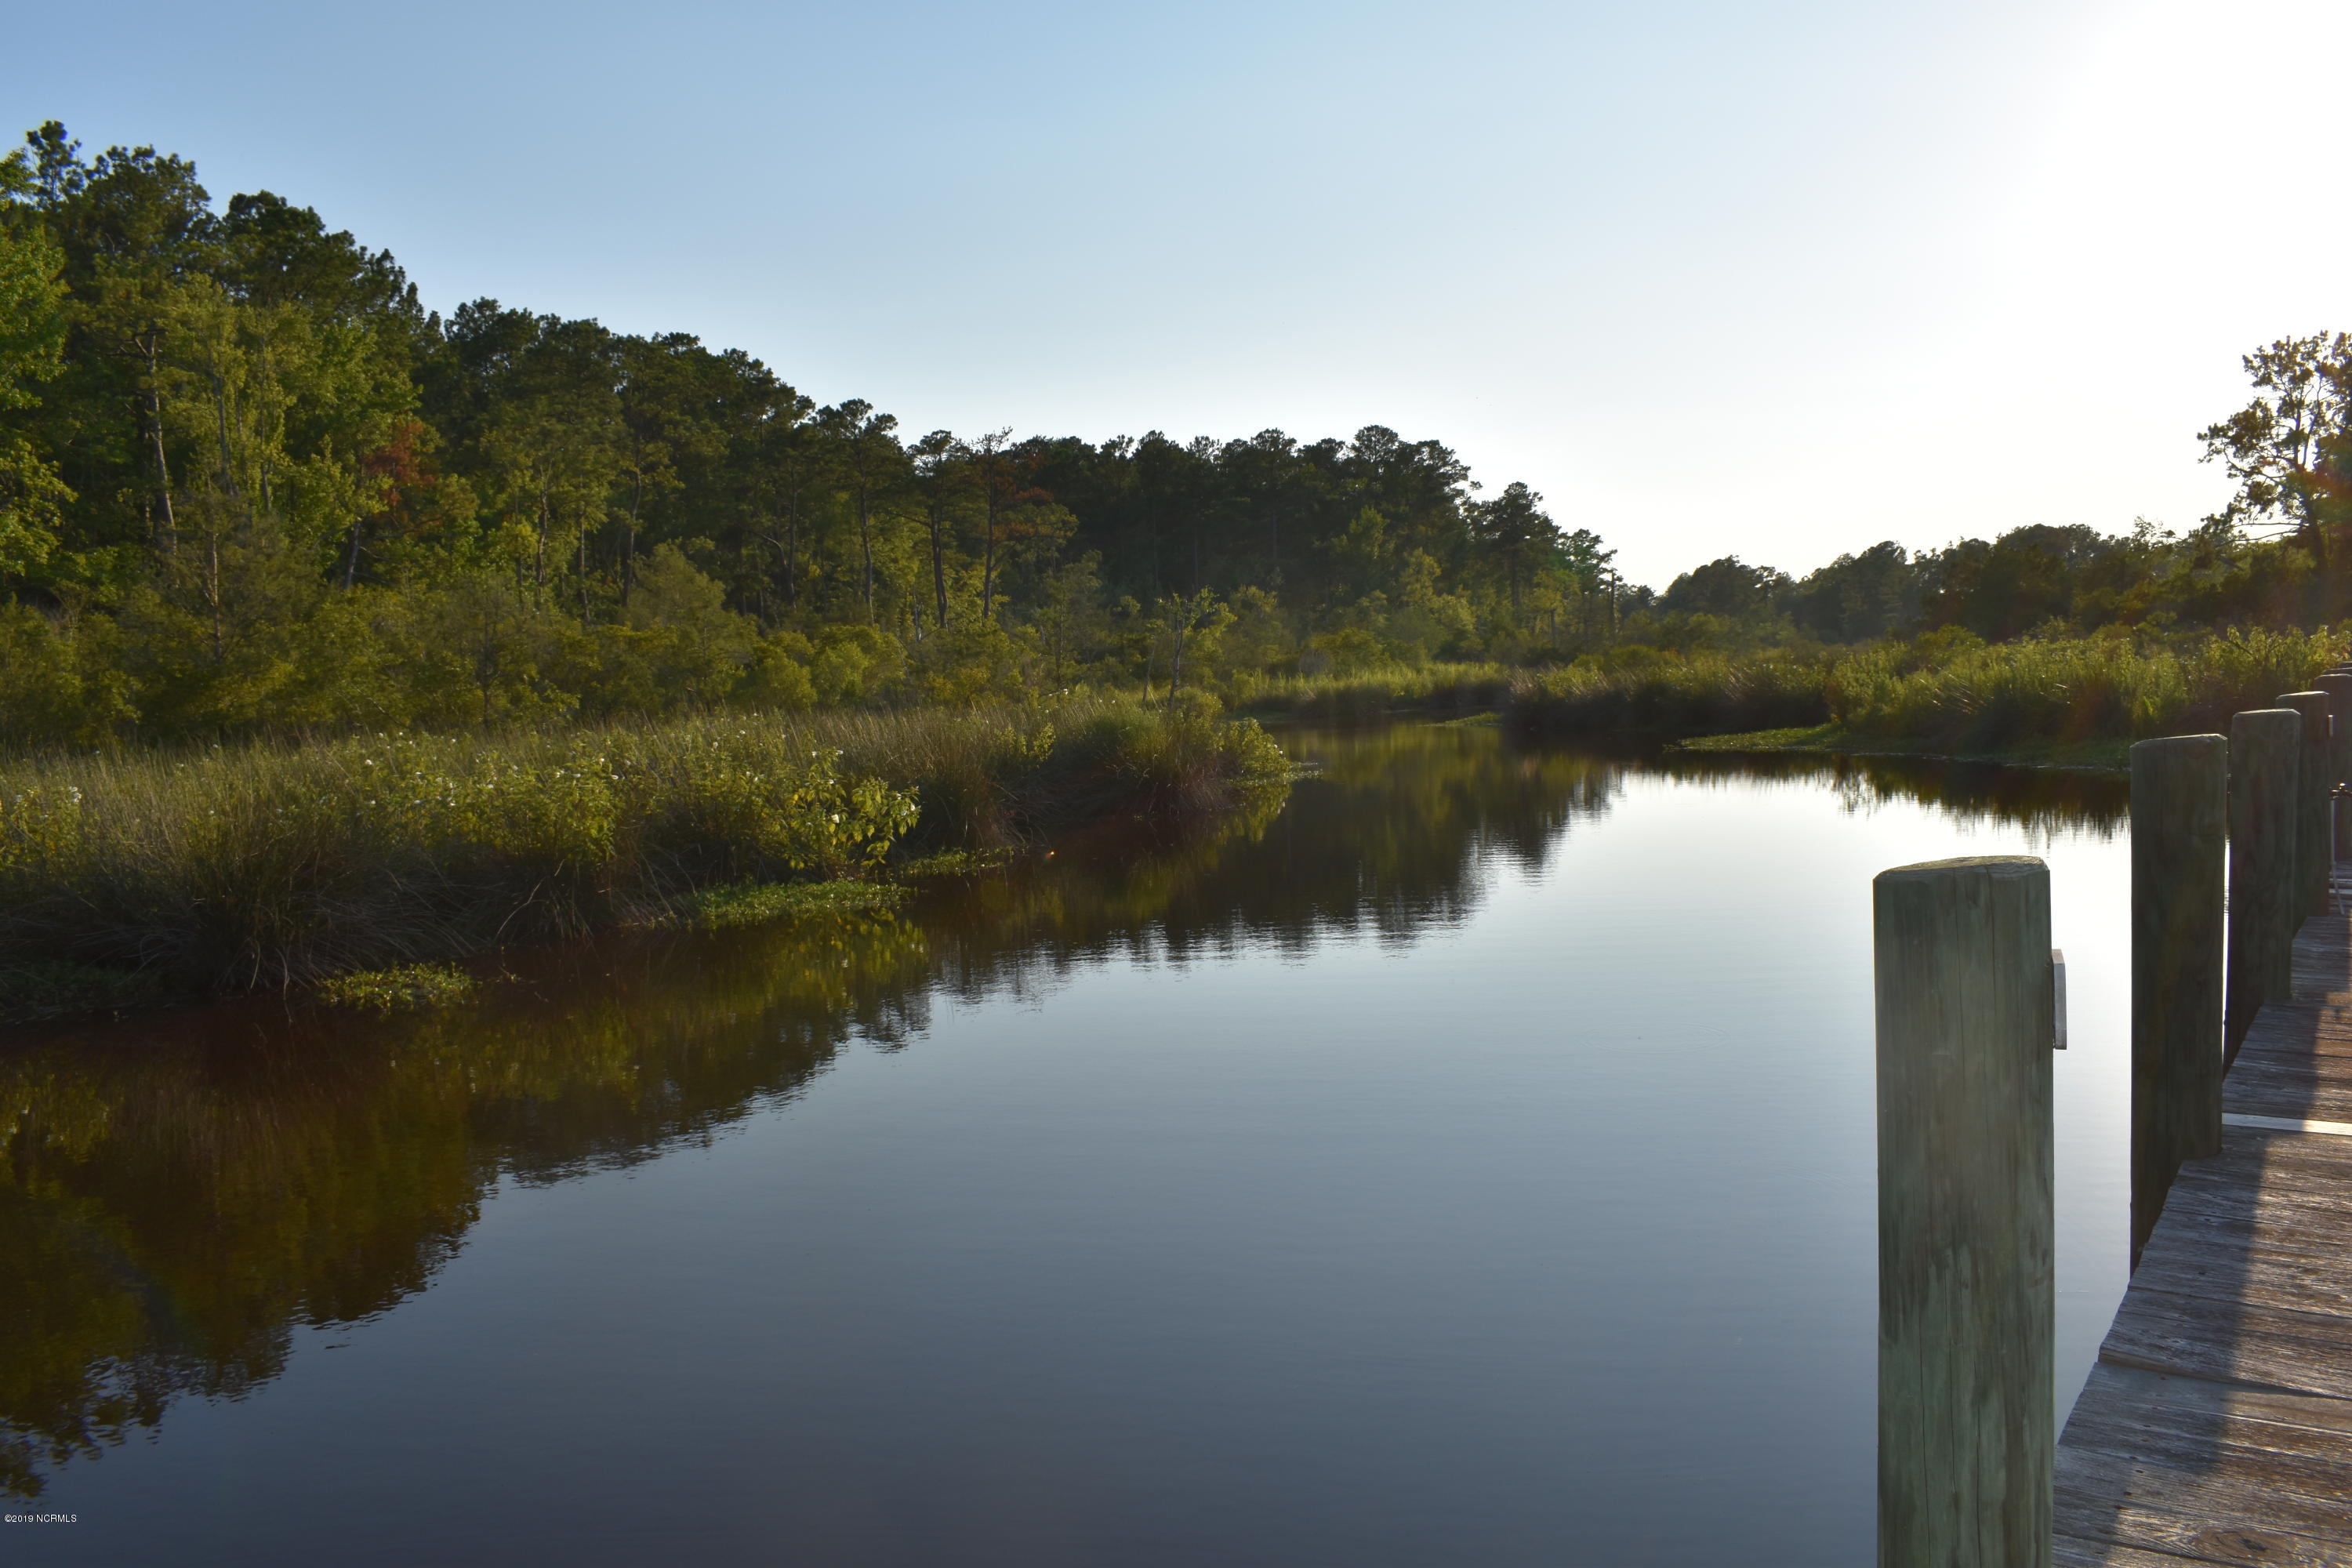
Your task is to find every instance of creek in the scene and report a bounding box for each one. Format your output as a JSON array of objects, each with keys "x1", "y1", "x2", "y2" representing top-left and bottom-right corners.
[{"x1": 0, "y1": 722, "x2": 2132, "y2": 1566}]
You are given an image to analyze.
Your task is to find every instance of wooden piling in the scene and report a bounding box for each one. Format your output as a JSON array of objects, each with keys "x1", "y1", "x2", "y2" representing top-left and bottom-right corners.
[
  {"x1": 2278, "y1": 691, "x2": 2332, "y2": 916},
  {"x1": 2317, "y1": 673, "x2": 2352, "y2": 859},
  {"x1": 2227, "y1": 708, "x2": 2300, "y2": 1059},
  {"x1": 1876, "y1": 855, "x2": 2053, "y2": 1568},
  {"x1": 2128, "y1": 736, "x2": 2226, "y2": 1268},
  {"x1": 2315, "y1": 672, "x2": 2352, "y2": 782}
]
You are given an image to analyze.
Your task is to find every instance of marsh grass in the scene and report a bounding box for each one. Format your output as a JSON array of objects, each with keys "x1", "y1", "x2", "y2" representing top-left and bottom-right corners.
[
  {"x1": 1822, "y1": 627, "x2": 2348, "y2": 750},
  {"x1": 1228, "y1": 662, "x2": 1515, "y2": 722},
  {"x1": 1501, "y1": 628, "x2": 2351, "y2": 758},
  {"x1": 0, "y1": 698, "x2": 1285, "y2": 1018},
  {"x1": 1508, "y1": 651, "x2": 1835, "y2": 736}
]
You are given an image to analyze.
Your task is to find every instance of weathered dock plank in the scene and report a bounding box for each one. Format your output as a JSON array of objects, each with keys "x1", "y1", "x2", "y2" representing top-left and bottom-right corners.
[
  {"x1": 2238, "y1": 1000, "x2": 2352, "y2": 1060},
  {"x1": 2055, "y1": 892, "x2": 2352, "y2": 1566}
]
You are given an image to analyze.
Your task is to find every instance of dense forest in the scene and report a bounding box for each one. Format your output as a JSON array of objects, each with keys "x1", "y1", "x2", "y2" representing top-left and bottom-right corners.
[
  {"x1": 0, "y1": 122, "x2": 1617, "y2": 745},
  {"x1": 2, "y1": 119, "x2": 2348, "y2": 747}
]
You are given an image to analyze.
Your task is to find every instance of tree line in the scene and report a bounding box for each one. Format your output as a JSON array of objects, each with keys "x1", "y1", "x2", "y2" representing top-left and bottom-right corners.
[
  {"x1": 2, "y1": 118, "x2": 2346, "y2": 746},
  {"x1": 0, "y1": 122, "x2": 1613, "y2": 744},
  {"x1": 1636, "y1": 332, "x2": 2352, "y2": 652}
]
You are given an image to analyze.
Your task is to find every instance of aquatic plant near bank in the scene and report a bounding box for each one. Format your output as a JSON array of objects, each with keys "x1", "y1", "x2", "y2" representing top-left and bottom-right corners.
[
  {"x1": 0, "y1": 700, "x2": 1287, "y2": 1016},
  {"x1": 650, "y1": 879, "x2": 911, "y2": 932},
  {"x1": 315, "y1": 963, "x2": 477, "y2": 1012}
]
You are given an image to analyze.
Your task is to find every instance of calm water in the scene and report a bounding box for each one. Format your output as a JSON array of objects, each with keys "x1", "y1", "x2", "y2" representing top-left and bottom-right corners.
[{"x1": 2, "y1": 725, "x2": 2131, "y2": 1566}]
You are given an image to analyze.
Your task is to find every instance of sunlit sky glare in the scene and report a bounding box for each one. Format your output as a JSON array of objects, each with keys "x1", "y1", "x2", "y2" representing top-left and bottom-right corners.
[{"x1": 11, "y1": 0, "x2": 2349, "y2": 588}]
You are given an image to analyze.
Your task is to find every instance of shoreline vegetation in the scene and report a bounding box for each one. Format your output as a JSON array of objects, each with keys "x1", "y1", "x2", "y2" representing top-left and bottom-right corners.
[
  {"x1": 1235, "y1": 623, "x2": 2347, "y2": 773},
  {"x1": 5, "y1": 622, "x2": 2336, "y2": 1025},
  {"x1": 0, "y1": 699, "x2": 1287, "y2": 1023}
]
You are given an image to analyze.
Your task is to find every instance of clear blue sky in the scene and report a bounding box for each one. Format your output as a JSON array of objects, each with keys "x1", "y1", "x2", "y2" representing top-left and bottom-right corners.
[{"x1": 9, "y1": 0, "x2": 2342, "y2": 587}]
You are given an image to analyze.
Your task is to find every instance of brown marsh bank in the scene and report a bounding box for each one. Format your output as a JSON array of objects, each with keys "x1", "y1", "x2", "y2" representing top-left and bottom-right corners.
[{"x1": 3, "y1": 724, "x2": 2130, "y2": 1566}]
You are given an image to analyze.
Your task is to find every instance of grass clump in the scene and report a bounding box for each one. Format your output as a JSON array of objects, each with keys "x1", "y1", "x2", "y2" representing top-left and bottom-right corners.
[
  {"x1": 0, "y1": 717, "x2": 919, "y2": 1004},
  {"x1": 896, "y1": 848, "x2": 1014, "y2": 879},
  {"x1": 314, "y1": 963, "x2": 477, "y2": 1013},
  {"x1": 654, "y1": 880, "x2": 910, "y2": 931}
]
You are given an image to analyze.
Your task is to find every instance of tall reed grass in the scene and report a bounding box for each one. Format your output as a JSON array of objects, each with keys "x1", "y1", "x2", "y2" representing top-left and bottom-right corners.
[
  {"x1": 1497, "y1": 628, "x2": 2351, "y2": 755},
  {"x1": 0, "y1": 698, "x2": 1286, "y2": 1012},
  {"x1": 1823, "y1": 628, "x2": 2347, "y2": 750},
  {"x1": 1226, "y1": 662, "x2": 1515, "y2": 721},
  {"x1": 1507, "y1": 650, "x2": 1835, "y2": 736}
]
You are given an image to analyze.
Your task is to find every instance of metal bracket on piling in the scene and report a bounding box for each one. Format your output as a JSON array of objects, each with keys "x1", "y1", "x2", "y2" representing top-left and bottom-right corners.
[{"x1": 2052, "y1": 949, "x2": 2067, "y2": 1051}]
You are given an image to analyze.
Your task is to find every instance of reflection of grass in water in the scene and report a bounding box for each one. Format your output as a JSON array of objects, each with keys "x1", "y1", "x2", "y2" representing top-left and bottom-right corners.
[
  {"x1": 0, "y1": 960, "x2": 163, "y2": 1022},
  {"x1": 1657, "y1": 742, "x2": 2129, "y2": 837}
]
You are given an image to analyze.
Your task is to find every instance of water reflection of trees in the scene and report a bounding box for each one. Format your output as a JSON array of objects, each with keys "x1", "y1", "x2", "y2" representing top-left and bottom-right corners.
[
  {"x1": 923, "y1": 725, "x2": 1625, "y2": 996},
  {"x1": 1657, "y1": 749, "x2": 2129, "y2": 838},
  {"x1": 0, "y1": 725, "x2": 2121, "y2": 1496}
]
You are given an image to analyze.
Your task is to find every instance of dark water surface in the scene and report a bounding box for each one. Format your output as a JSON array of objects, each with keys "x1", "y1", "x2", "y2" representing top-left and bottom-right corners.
[{"x1": 3, "y1": 725, "x2": 2131, "y2": 1566}]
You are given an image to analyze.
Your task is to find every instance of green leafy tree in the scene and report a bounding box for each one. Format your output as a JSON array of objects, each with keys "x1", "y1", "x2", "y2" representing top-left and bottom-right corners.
[
  {"x1": 0, "y1": 145, "x2": 70, "y2": 577},
  {"x1": 2200, "y1": 333, "x2": 2352, "y2": 614}
]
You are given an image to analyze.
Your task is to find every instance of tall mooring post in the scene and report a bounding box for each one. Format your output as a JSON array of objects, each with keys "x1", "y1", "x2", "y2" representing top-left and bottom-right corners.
[
  {"x1": 2227, "y1": 709, "x2": 2301, "y2": 1060},
  {"x1": 2278, "y1": 691, "x2": 2334, "y2": 916},
  {"x1": 2129, "y1": 735, "x2": 2227, "y2": 1268},
  {"x1": 1876, "y1": 855, "x2": 2053, "y2": 1568},
  {"x1": 2315, "y1": 671, "x2": 2352, "y2": 782}
]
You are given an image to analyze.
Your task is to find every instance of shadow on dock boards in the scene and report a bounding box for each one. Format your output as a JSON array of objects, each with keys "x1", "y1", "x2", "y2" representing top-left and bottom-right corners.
[{"x1": 2054, "y1": 906, "x2": 2352, "y2": 1566}]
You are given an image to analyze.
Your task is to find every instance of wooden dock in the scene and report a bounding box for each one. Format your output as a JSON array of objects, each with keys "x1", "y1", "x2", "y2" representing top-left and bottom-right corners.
[{"x1": 2055, "y1": 890, "x2": 2352, "y2": 1566}]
